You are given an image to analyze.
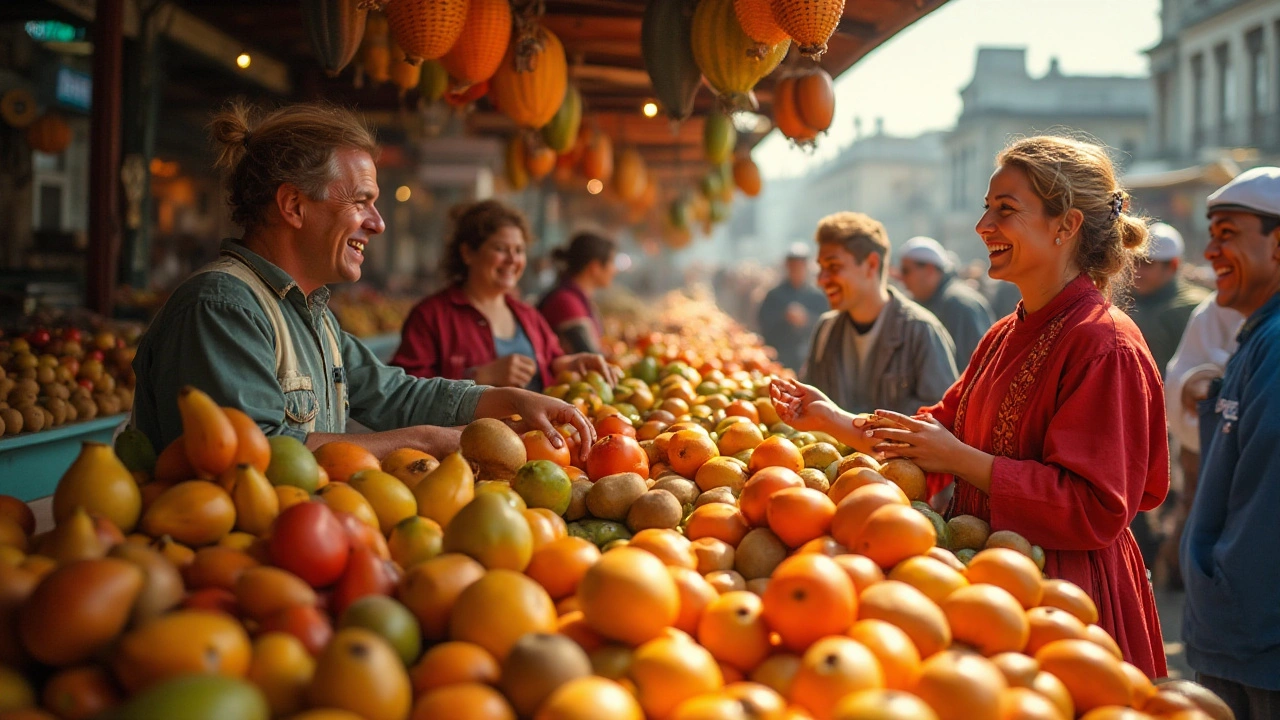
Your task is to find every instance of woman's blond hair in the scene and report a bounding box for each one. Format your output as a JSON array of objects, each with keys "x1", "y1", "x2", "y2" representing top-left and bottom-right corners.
[{"x1": 208, "y1": 100, "x2": 377, "y2": 229}]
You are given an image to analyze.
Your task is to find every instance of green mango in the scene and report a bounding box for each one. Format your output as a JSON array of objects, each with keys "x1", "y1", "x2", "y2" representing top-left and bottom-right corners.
[
  {"x1": 102, "y1": 676, "x2": 269, "y2": 720},
  {"x1": 542, "y1": 84, "x2": 582, "y2": 153},
  {"x1": 114, "y1": 427, "x2": 157, "y2": 473},
  {"x1": 703, "y1": 112, "x2": 737, "y2": 165}
]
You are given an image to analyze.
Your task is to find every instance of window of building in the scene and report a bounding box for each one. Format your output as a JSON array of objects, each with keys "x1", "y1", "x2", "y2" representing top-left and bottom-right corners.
[
  {"x1": 1191, "y1": 52, "x2": 1206, "y2": 146},
  {"x1": 1216, "y1": 42, "x2": 1236, "y2": 141},
  {"x1": 1155, "y1": 71, "x2": 1171, "y2": 153},
  {"x1": 1247, "y1": 27, "x2": 1267, "y2": 145}
]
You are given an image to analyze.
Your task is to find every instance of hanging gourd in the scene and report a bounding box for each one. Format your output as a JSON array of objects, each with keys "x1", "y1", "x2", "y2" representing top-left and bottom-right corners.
[
  {"x1": 389, "y1": 40, "x2": 422, "y2": 98},
  {"x1": 581, "y1": 130, "x2": 613, "y2": 183},
  {"x1": 26, "y1": 112, "x2": 71, "y2": 155},
  {"x1": 384, "y1": 0, "x2": 469, "y2": 64},
  {"x1": 541, "y1": 85, "x2": 582, "y2": 153},
  {"x1": 419, "y1": 60, "x2": 450, "y2": 103},
  {"x1": 440, "y1": 0, "x2": 511, "y2": 87},
  {"x1": 359, "y1": 12, "x2": 391, "y2": 86},
  {"x1": 692, "y1": 0, "x2": 790, "y2": 110},
  {"x1": 733, "y1": 0, "x2": 788, "y2": 59},
  {"x1": 632, "y1": 176, "x2": 658, "y2": 213},
  {"x1": 505, "y1": 135, "x2": 530, "y2": 192},
  {"x1": 716, "y1": 160, "x2": 735, "y2": 202},
  {"x1": 490, "y1": 24, "x2": 568, "y2": 129},
  {"x1": 666, "y1": 197, "x2": 694, "y2": 249},
  {"x1": 614, "y1": 147, "x2": 648, "y2": 203},
  {"x1": 795, "y1": 67, "x2": 834, "y2": 132},
  {"x1": 709, "y1": 197, "x2": 729, "y2": 224},
  {"x1": 525, "y1": 139, "x2": 556, "y2": 180},
  {"x1": 641, "y1": 0, "x2": 702, "y2": 122},
  {"x1": 772, "y1": 75, "x2": 817, "y2": 145},
  {"x1": 733, "y1": 155, "x2": 762, "y2": 196},
  {"x1": 769, "y1": 0, "x2": 845, "y2": 59},
  {"x1": 444, "y1": 79, "x2": 488, "y2": 107},
  {"x1": 699, "y1": 171, "x2": 724, "y2": 202},
  {"x1": 302, "y1": 0, "x2": 367, "y2": 77},
  {"x1": 703, "y1": 112, "x2": 737, "y2": 165}
]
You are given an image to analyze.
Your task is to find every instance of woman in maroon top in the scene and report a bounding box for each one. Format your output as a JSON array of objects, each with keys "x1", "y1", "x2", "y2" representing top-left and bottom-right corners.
[
  {"x1": 538, "y1": 232, "x2": 618, "y2": 353},
  {"x1": 391, "y1": 201, "x2": 617, "y2": 391}
]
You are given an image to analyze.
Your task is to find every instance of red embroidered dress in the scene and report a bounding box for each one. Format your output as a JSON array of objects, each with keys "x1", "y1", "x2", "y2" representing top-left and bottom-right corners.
[{"x1": 923, "y1": 274, "x2": 1169, "y2": 677}]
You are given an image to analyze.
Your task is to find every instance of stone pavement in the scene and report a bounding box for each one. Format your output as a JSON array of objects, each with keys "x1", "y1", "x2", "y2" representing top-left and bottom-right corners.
[{"x1": 1157, "y1": 587, "x2": 1193, "y2": 680}]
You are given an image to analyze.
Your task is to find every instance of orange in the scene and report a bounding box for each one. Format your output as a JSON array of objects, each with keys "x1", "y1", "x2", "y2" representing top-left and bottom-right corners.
[
  {"x1": 857, "y1": 581, "x2": 951, "y2": 659},
  {"x1": 594, "y1": 415, "x2": 636, "y2": 441},
  {"x1": 669, "y1": 566, "x2": 719, "y2": 635},
  {"x1": 311, "y1": 441, "x2": 380, "y2": 484},
  {"x1": 797, "y1": 536, "x2": 847, "y2": 557},
  {"x1": 113, "y1": 610, "x2": 252, "y2": 693},
  {"x1": 534, "y1": 676, "x2": 644, "y2": 720},
  {"x1": 964, "y1": 549, "x2": 1043, "y2": 609},
  {"x1": 557, "y1": 611, "x2": 606, "y2": 654},
  {"x1": 789, "y1": 636, "x2": 884, "y2": 720},
  {"x1": 926, "y1": 547, "x2": 968, "y2": 573},
  {"x1": 913, "y1": 650, "x2": 1007, "y2": 720},
  {"x1": 989, "y1": 652, "x2": 1040, "y2": 688},
  {"x1": 717, "y1": 423, "x2": 765, "y2": 457},
  {"x1": 523, "y1": 430, "x2": 572, "y2": 466},
  {"x1": 846, "y1": 619, "x2": 921, "y2": 691},
  {"x1": 696, "y1": 457, "x2": 750, "y2": 494},
  {"x1": 246, "y1": 631, "x2": 315, "y2": 718},
  {"x1": 832, "y1": 554, "x2": 885, "y2": 595},
  {"x1": 1033, "y1": 639, "x2": 1131, "y2": 714},
  {"x1": 691, "y1": 537, "x2": 736, "y2": 575},
  {"x1": 669, "y1": 429, "x2": 721, "y2": 478},
  {"x1": 886, "y1": 555, "x2": 968, "y2": 605},
  {"x1": 998, "y1": 687, "x2": 1067, "y2": 720},
  {"x1": 587, "y1": 434, "x2": 649, "y2": 481},
  {"x1": 525, "y1": 536, "x2": 601, "y2": 600},
  {"x1": 523, "y1": 508, "x2": 568, "y2": 550},
  {"x1": 0, "y1": 495, "x2": 35, "y2": 537},
  {"x1": 1076, "y1": 710, "x2": 1153, "y2": 720},
  {"x1": 1119, "y1": 661, "x2": 1155, "y2": 708},
  {"x1": 1032, "y1": 671, "x2": 1075, "y2": 719},
  {"x1": 629, "y1": 529, "x2": 697, "y2": 570},
  {"x1": 410, "y1": 642, "x2": 500, "y2": 693},
  {"x1": 275, "y1": 485, "x2": 311, "y2": 511},
  {"x1": 830, "y1": 484, "x2": 910, "y2": 548},
  {"x1": 1084, "y1": 624, "x2": 1124, "y2": 660},
  {"x1": 940, "y1": 584, "x2": 1030, "y2": 656},
  {"x1": 697, "y1": 591, "x2": 772, "y2": 673},
  {"x1": 630, "y1": 635, "x2": 724, "y2": 719},
  {"x1": 748, "y1": 436, "x2": 804, "y2": 474},
  {"x1": 577, "y1": 546, "x2": 679, "y2": 645},
  {"x1": 766, "y1": 487, "x2": 836, "y2": 548},
  {"x1": 1038, "y1": 579, "x2": 1099, "y2": 625},
  {"x1": 739, "y1": 467, "x2": 805, "y2": 526},
  {"x1": 832, "y1": 689, "x2": 940, "y2": 720},
  {"x1": 851, "y1": 504, "x2": 936, "y2": 569},
  {"x1": 448, "y1": 569, "x2": 558, "y2": 661},
  {"x1": 1023, "y1": 606, "x2": 1088, "y2": 655},
  {"x1": 750, "y1": 653, "x2": 803, "y2": 697},
  {"x1": 40, "y1": 665, "x2": 120, "y2": 720},
  {"x1": 686, "y1": 504, "x2": 751, "y2": 547},
  {"x1": 637, "y1": 420, "x2": 670, "y2": 442},
  {"x1": 761, "y1": 554, "x2": 856, "y2": 652},
  {"x1": 828, "y1": 468, "x2": 893, "y2": 505},
  {"x1": 410, "y1": 682, "x2": 516, "y2": 720},
  {"x1": 725, "y1": 399, "x2": 760, "y2": 423},
  {"x1": 396, "y1": 553, "x2": 486, "y2": 641}
]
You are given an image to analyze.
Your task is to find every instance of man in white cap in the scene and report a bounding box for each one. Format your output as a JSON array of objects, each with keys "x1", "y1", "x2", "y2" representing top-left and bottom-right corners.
[
  {"x1": 758, "y1": 242, "x2": 830, "y2": 372},
  {"x1": 1128, "y1": 222, "x2": 1210, "y2": 376},
  {"x1": 897, "y1": 236, "x2": 994, "y2": 369},
  {"x1": 1181, "y1": 166, "x2": 1280, "y2": 715}
]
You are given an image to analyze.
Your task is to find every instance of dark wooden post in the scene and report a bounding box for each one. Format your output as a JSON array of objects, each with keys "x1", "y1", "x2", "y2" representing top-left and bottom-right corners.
[{"x1": 86, "y1": 0, "x2": 125, "y2": 315}]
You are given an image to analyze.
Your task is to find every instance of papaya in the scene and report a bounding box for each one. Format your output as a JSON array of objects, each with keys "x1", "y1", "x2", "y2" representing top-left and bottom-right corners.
[
  {"x1": 53, "y1": 442, "x2": 141, "y2": 533},
  {"x1": 413, "y1": 451, "x2": 475, "y2": 529},
  {"x1": 108, "y1": 542, "x2": 185, "y2": 626},
  {"x1": 113, "y1": 610, "x2": 252, "y2": 693},
  {"x1": 178, "y1": 387, "x2": 238, "y2": 477},
  {"x1": 141, "y1": 481, "x2": 236, "y2": 547},
  {"x1": 442, "y1": 493, "x2": 534, "y2": 572},
  {"x1": 37, "y1": 506, "x2": 108, "y2": 563},
  {"x1": 307, "y1": 628, "x2": 412, "y2": 720},
  {"x1": 19, "y1": 558, "x2": 144, "y2": 666},
  {"x1": 100, "y1": 675, "x2": 268, "y2": 720},
  {"x1": 231, "y1": 464, "x2": 280, "y2": 537}
]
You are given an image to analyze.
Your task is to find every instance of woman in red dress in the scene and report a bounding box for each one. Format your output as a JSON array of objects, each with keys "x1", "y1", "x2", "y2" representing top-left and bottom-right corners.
[
  {"x1": 538, "y1": 232, "x2": 618, "y2": 354},
  {"x1": 772, "y1": 135, "x2": 1169, "y2": 677}
]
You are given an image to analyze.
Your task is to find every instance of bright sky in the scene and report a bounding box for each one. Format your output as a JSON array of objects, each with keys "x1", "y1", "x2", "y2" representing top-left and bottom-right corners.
[{"x1": 752, "y1": 0, "x2": 1162, "y2": 178}]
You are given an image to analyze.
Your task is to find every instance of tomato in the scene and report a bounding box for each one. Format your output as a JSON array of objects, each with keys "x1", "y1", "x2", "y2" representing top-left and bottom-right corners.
[
  {"x1": 259, "y1": 604, "x2": 333, "y2": 656},
  {"x1": 269, "y1": 502, "x2": 351, "y2": 588},
  {"x1": 60, "y1": 327, "x2": 83, "y2": 343},
  {"x1": 182, "y1": 587, "x2": 241, "y2": 617},
  {"x1": 594, "y1": 415, "x2": 637, "y2": 439},
  {"x1": 330, "y1": 546, "x2": 402, "y2": 618},
  {"x1": 25, "y1": 328, "x2": 51, "y2": 349},
  {"x1": 585, "y1": 434, "x2": 650, "y2": 481}
]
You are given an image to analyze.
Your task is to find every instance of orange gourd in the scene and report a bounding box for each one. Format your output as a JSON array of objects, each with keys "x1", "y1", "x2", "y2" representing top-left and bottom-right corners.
[
  {"x1": 506, "y1": 135, "x2": 530, "y2": 192},
  {"x1": 440, "y1": 0, "x2": 511, "y2": 86},
  {"x1": 613, "y1": 147, "x2": 648, "y2": 203},
  {"x1": 772, "y1": 76, "x2": 817, "y2": 144},
  {"x1": 769, "y1": 0, "x2": 846, "y2": 59},
  {"x1": 389, "y1": 41, "x2": 422, "y2": 98},
  {"x1": 27, "y1": 113, "x2": 72, "y2": 155},
  {"x1": 581, "y1": 130, "x2": 614, "y2": 183},
  {"x1": 489, "y1": 26, "x2": 568, "y2": 129},
  {"x1": 795, "y1": 67, "x2": 835, "y2": 132},
  {"x1": 360, "y1": 12, "x2": 391, "y2": 85},
  {"x1": 733, "y1": 155, "x2": 762, "y2": 196},
  {"x1": 692, "y1": 0, "x2": 790, "y2": 110},
  {"x1": 524, "y1": 140, "x2": 557, "y2": 181},
  {"x1": 733, "y1": 0, "x2": 789, "y2": 58},
  {"x1": 384, "y1": 0, "x2": 468, "y2": 64}
]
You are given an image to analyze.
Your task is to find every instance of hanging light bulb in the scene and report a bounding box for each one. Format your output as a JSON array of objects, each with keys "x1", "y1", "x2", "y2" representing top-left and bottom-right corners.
[
  {"x1": 586, "y1": 179, "x2": 604, "y2": 195},
  {"x1": 236, "y1": 52, "x2": 252, "y2": 69},
  {"x1": 642, "y1": 102, "x2": 659, "y2": 118}
]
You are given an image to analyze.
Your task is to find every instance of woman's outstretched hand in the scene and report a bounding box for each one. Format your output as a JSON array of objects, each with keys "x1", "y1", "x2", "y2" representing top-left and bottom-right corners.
[{"x1": 864, "y1": 410, "x2": 993, "y2": 489}]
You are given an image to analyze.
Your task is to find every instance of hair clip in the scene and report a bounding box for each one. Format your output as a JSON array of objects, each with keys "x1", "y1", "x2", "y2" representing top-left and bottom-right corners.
[{"x1": 1108, "y1": 191, "x2": 1124, "y2": 221}]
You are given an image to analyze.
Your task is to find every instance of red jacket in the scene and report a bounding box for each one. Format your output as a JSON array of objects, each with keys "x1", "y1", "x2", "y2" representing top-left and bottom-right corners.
[{"x1": 390, "y1": 285, "x2": 565, "y2": 389}]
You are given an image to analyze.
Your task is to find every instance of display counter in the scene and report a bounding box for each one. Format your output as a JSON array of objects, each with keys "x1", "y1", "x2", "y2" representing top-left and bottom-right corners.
[{"x1": 0, "y1": 414, "x2": 130, "y2": 502}]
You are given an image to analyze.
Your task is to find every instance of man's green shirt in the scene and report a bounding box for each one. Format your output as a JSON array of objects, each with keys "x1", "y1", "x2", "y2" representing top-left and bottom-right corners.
[{"x1": 132, "y1": 240, "x2": 487, "y2": 450}]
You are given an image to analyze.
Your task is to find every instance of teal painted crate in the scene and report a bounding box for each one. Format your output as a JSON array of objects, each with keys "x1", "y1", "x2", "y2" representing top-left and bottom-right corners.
[{"x1": 0, "y1": 414, "x2": 129, "y2": 502}]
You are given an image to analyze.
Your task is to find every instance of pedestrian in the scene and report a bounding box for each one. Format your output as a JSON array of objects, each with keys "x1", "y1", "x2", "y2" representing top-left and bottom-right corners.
[
  {"x1": 1181, "y1": 166, "x2": 1280, "y2": 716},
  {"x1": 757, "y1": 242, "x2": 830, "y2": 373},
  {"x1": 537, "y1": 232, "x2": 618, "y2": 354},
  {"x1": 897, "y1": 235, "x2": 995, "y2": 369}
]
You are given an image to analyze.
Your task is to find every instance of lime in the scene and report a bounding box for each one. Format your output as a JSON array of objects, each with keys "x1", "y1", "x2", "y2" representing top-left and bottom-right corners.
[{"x1": 511, "y1": 460, "x2": 572, "y2": 515}]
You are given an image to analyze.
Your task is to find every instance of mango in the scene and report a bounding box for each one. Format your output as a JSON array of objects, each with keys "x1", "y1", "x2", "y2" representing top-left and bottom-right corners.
[{"x1": 101, "y1": 675, "x2": 268, "y2": 720}]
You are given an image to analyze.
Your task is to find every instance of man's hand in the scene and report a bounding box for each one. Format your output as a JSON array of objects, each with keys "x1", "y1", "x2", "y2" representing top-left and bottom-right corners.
[
  {"x1": 475, "y1": 387, "x2": 597, "y2": 463},
  {"x1": 474, "y1": 354, "x2": 537, "y2": 388},
  {"x1": 1181, "y1": 368, "x2": 1220, "y2": 414},
  {"x1": 412, "y1": 425, "x2": 464, "y2": 458}
]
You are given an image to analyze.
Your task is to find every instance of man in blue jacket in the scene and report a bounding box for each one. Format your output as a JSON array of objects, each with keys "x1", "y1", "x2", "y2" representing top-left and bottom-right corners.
[{"x1": 1181, "y1": 166, "x2": 1280, "y2": 716}]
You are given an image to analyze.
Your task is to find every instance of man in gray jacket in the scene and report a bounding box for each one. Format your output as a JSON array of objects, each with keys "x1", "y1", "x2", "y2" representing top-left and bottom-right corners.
[
  {"x1": 802, "y1": 212, "x2": 959, "y2": 416},
  {"x1": 898, "y1": 236, "x2": 994, "y2": 370}
]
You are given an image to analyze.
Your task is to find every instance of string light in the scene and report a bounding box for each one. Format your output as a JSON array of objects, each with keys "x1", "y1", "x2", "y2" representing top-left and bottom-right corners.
[
  {"x1": 586, "y1": 179, "x2": 604, "y2": 195},
  {"x1": 236, "y1": 53, "x2": 252, "y2": 69},
  {"x1": 642, "y1": 102, "x2": 659, "y2": 118},
  {"x1": 395, "y1": 186, "x2": 412, "y2": 202}
]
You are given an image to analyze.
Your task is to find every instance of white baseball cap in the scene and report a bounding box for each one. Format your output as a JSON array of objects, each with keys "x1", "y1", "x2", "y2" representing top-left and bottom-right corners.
[
  {"x1": 1206, "y1": 166, "x2": 1280, "y2": 219},
  {"x1": 1146, "y1": 222, "x2": 1184, "y2": 262},
  {"x1": 899, "y1": 236, "x2": 953, "y2": 271}
]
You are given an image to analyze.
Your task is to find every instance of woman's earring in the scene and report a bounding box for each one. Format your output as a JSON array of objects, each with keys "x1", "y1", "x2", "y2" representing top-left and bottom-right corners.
[{"x1": 1054, "y1": 237, "x2": 1062, "y2": 246}]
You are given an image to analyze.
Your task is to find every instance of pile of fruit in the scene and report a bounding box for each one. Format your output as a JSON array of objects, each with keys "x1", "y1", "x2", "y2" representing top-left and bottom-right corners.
[
  {"x1": 0, "y1": 324, "x2": 139, "y2": 437},
  {"x1": 0, "y1": 369, "x2": 1231, "y2": 719},
  {"x1": 329, "y1": 289, "x2": 417, "y2": 339}
]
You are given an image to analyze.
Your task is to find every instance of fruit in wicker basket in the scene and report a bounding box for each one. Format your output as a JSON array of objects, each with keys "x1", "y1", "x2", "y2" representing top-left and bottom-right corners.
[
  {"x1": 490, "y1": 25, "x2": 568, "y2": 129},
  {"x1": 770, "y1": 0, "x2": 846, "y2": 59},
  {"x1": 440, "y1": 0, "x2": 511, "y2": 86},
  {"x1": 733, "y1": 0, "x2": 789, "y2": 58},
  {"x1": 692, "y1": 0, "x2": 789, "y2": 110},
  {"x1": 384, "y1": 0, "x2": 468, "y2": 64}
]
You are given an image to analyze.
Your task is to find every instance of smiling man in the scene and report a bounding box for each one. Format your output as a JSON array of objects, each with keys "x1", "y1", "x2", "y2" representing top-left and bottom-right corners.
[
  {"x1": 1181, "y1": 166, "x2": 1280, "y2": 716},
  {"x1": 132, "y1": 102, "x2": 594, "y2": 461},
  {"x1": 802, "y1": 211, "x2": 958, "y2": 416}
]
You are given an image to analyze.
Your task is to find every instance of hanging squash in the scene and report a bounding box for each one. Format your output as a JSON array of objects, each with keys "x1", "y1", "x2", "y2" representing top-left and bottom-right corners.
[
  {"x1": 703, "y1": 112, "x2": 737, "y2": 165},
  {"x1": 733, "y1": 0, "x2": 788, "y2": 59},
  {"x1": 632, "y1": 176, "x2": 659, "y2": 212},
  {"x1": 641, "y1": 0, "x2": 702, "y2": 122},
  {"x1": 709, "y1": 197, "x2": 729, "y2": 224},
  {"x1": 419, "y1": 60, "x2": 450, "y2": 103},
  {"x1": 699, "y1": 171, "x2": 724, "y2": 202},
  {"x1": 769, "y1": 0, "x2": 845, "y2": 59},
  {"x1": 389, "y1": 40, "x2": 422, "y2": 98},
  {"x1": 359, "y1": 12, "x2": 391, "y2": 86},
  {"x1": 733, "y1": 155, "x2": 762, "y2": 196},
  {"x1": 505, "y1": 135, "x2": 529, "y2": 192},
  {"x1": 614, "y1": 147, "x2": 648, "y2": 203},
  {"x1": 490, "y1": 25, "x2": 568, "y2": 129},
  {"x1": 716, "y1": 160, "x2": 735, "y2": 203},
  {"x1": 665, "y1": 197, "x2": 694, "y2": 249},
  {"x1": 440, "y1": 0, "x2": 511, "y2": 87},
  {"x1": 524, "y1": 139, "x2": 556, "y2": 180},
  {"x1": 27, "y1": 113, "x2": 71, "y2": 155},
  {"x1": 443, "y1": 79, "x2": 488, "y2": 107},
  {"x1": 581, "y1": 130, "x2": 613, "y2": 183},
  {"x1": 302, "y1": 0, "x2": 367, "y2": 77},
  {"x1": 692, "y1": 0, "x2": 790, "y2": 110},
  {"x1": 541, "y1": 85, "x2": 582, "y2": 153},
  {"x1": 772, "y1": 75, "x2": 817, "y2": 145},
  {"x1": 385, "y1": 0, "x2": 468, "y2": 64},
  {"x1": 795, "y1": 67, "x2": 834, "y2": 132}
]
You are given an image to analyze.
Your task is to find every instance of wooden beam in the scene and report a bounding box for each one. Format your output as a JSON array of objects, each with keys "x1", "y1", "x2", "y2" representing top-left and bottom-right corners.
[
  {"x1": 835, "y1": 18, "x2": 878, "y2": 39},
  {"x1": 87, "y1": 0, "x2": 124, "y2": 315},
  {"x1": 569, "y1": 64, "x2": 651, "y2": 88}
]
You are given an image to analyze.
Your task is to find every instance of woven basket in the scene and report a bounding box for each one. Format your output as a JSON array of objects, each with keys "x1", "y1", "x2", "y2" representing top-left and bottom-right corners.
[
  {"x1": 385, "y1": 0, "x2": 469, "y2": 65},
  {"x1": 734, "y1": 0, "x2": 789, "y2": 57},
  {"x1": 769, "y1": 0, "x2": 846, "y2": 59},
  {"x1": 692, "y1": 0, "x2": 789, "y2": 110},
  {"x1": 440, "y1": 0, "x2": 512, "y2": 85}
]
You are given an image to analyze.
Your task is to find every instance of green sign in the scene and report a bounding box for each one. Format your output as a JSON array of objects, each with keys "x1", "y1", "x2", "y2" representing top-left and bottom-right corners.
[{"x1": 24, "y1": 21, "x2": 87, "y2": 43}]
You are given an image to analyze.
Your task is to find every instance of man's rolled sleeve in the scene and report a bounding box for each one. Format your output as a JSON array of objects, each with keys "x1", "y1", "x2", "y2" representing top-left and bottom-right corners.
[{"x1": 342, "y1": 330, "x2": 489, "y2": 430}]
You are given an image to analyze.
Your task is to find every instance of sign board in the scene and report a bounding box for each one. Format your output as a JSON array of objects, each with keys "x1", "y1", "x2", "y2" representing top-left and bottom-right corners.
[{"x1": 54, "y1": 67, "x2": 92, "y2": 112}]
